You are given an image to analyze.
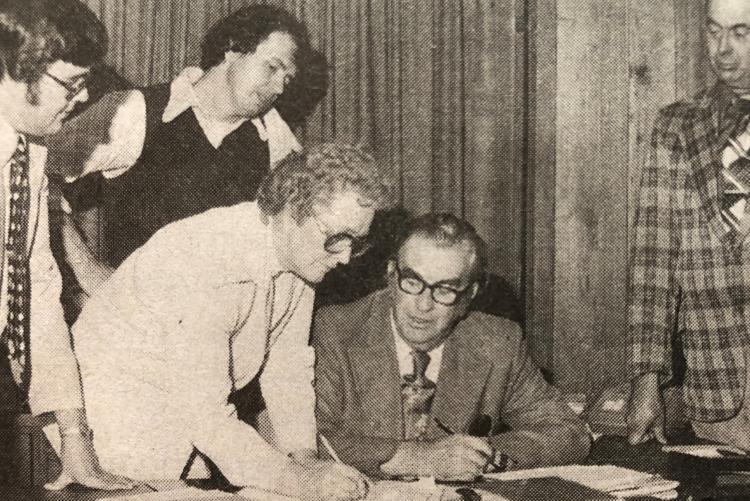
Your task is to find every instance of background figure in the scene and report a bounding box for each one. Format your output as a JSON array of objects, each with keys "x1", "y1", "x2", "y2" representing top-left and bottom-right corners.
[
  {"x1": 0, "y1": 0, "x2": 132, "y2": 491},
  {"x1": 627, "y1": 0, "x2": 750, "y2": 449},
  {"x1": 47, "y1": 4, "x2": 327, "y2": 296}
]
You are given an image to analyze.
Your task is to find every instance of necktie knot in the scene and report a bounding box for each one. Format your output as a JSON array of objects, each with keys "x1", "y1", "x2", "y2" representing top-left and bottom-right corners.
[{"x1": 411, "y1": 350, "x2": 431, "y2": 381}]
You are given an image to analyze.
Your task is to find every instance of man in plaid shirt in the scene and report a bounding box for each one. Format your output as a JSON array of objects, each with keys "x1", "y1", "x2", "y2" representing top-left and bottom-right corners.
[{"x1": 627, "y1": 0, "x2": 750, "y2": 448}]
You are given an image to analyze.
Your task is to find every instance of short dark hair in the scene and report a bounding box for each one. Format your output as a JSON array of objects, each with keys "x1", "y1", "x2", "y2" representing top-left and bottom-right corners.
[
  {"x1": 200, "y1": 4, "x2": 310, "y2": 70},
  {"x1": 0, "y1": 0, "x2": 107, "y2": 84},
  {"x1": 257, "y1": 143, "x2": 393, "y2": 222},
  {"x1": 396, "y1": 213, "x2": 488, "y2": 285}
]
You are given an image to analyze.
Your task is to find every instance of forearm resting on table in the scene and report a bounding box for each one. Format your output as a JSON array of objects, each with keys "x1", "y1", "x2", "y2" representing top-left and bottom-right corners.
[{"x1": 379, "y1": 442, "x2": 431, "y2": 477}]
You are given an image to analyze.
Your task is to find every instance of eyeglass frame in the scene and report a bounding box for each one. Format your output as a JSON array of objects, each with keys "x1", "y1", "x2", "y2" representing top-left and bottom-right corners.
[
  {"x1": 393, "y1": 261, "x2": 474, "y2": 307},
  {"x1": 311, "y1": 214, "x2": 371, "y2": 258},
  {"x1": 44, "y1": 72, "x2": 88, "y2": 101}
]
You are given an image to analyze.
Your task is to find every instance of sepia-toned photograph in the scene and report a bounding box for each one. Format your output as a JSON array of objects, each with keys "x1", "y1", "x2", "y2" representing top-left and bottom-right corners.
[{"x1": 0, "y1": 0, "x2": 747, "y2": 500}]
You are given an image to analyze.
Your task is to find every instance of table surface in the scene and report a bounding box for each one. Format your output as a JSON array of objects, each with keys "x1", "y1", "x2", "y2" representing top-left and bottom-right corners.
[{"x1": 4, "y1": 436, "x2": 750, "y2": 500}]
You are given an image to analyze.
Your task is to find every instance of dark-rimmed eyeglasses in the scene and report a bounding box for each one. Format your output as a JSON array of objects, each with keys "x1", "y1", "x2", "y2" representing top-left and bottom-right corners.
[
  {"x1": 45, "y1": 72, "x2": 88, "y2": 101},
  {"x1": 313, "y1": 215, "x2": 370, "y2": 258},
  {"x1": 394, "y1": 262, "x2": 472, "y2": 306}
]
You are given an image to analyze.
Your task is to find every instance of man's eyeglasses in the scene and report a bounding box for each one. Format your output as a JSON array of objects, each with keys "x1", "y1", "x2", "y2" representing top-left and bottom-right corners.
[
  {"x1": 45, "y1": 72, "x2": 88, "y2": 101},
  {"x1": 313, "y1": 215, "x2": 370, "y2": 258},
  {"x1": 394, "y1": 262, "x2": 472, "y2": 306}
]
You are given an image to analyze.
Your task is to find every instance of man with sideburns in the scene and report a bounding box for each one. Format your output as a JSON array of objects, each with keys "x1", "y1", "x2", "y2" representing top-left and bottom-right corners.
[{"x1": 0, "y1": 0, "x2": 132, "y2": 491}]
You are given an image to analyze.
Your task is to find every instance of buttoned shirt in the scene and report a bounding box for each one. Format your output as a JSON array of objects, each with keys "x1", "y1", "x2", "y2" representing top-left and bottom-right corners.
[
  {"x1": 72, "y1": 202, "x2": 317, "y2": 488},
  {"x1": 390, "y1": 311, "x2": 443, "y2": 384}
]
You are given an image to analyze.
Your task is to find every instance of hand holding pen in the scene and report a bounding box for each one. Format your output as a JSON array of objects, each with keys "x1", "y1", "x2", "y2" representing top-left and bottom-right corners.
[{"x1": 434, "y1": 417, "x2": 518, "y2": 473}]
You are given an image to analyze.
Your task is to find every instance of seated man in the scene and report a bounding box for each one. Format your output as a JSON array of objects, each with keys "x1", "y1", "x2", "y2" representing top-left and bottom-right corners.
[
  {"x1": 72, "y1": 144, "x2": 392, "y2": 500},
  {"x1": 314, "y1": 213, "x2": 591, "y2": 481}
]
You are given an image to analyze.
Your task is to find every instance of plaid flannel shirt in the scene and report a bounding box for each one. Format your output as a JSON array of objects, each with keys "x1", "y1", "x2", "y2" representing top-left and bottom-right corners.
[{"x1": 629, "y1": 83, "x2": 750, "y2": 422}]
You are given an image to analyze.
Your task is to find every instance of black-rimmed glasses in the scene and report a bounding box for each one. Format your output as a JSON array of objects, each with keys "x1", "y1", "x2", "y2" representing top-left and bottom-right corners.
[
  {"x1": 313, "y1": 215, "x2": 371, "y2": 258},
  {"x1": 394, "y1": 262, "x2": 471, "y2": 306},
  {"x1": 45, "y1": 72, "x2": 88, "y2": 101}
]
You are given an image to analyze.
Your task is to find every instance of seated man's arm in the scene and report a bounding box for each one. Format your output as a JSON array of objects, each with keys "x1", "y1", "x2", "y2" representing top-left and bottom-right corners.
[
  {"x1": 313, "y1": 312, "x2": 402, "y2": 474},
  {"x1": 492, "y1": 328, "x2": 591, "y2": 468}
]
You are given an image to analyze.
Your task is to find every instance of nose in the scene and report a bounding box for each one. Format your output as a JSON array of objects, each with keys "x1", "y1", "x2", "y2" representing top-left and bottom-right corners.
[
  {"x1": 718, "y1": 30, "x2": 732, "y2": 55},
  {"x1": 415, "y1": 289, "x2": 434, "y2": 313},
  {"x1": 271, "y1": 73, "x2": 286, "y2": 95},
  {"x1": 333, "y1": 247, "x2": 352, "y2": 266}
]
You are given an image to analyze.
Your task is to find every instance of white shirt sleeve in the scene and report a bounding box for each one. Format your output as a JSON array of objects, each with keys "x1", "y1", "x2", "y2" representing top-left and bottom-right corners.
[
  {"x1": 260, "y1": 284, "x2": 317, "y2": 454},
  {"x1": 46, "y1": 90, "x2": 147, "y2": 181}
]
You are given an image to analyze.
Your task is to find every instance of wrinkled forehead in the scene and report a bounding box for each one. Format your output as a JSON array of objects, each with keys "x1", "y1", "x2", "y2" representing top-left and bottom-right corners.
[
  {"x1": 397, "y1": 236, "x2": 476, "y2": 284},
  {"x1": 707, "y1": 0, "x2": 750, "y2": 26}
]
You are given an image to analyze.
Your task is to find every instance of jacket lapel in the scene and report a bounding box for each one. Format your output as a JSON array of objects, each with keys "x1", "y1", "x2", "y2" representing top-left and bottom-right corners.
[
  {"x1": 686, "y1": 85, "x2": 741, "y2": 246},
  {"x1": 347, "y1": 292, "x2": 403, "y2": 438},
  {"x1": 430, "y1": 325, "x2": 491, "y2": 436}
]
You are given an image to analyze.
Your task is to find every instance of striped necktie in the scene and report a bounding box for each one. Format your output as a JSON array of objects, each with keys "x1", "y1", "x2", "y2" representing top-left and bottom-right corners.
[{"x1": 3, "y1": 136, "x2": 31, "y2": 395}]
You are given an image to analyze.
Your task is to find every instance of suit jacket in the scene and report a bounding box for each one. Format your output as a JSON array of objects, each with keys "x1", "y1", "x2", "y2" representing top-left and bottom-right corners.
[
  {"x1": 0, "y1": 118, "x2": 82, "y2": 417},
  {"x1": 313, "y1": 290, "x2": 591, "y2": 474},
  {"x1": 629, "y1": 82, "x2": 750, "y2": 422}
]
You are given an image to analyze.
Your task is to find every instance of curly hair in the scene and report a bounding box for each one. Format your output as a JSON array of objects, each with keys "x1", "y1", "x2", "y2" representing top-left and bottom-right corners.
[
  {"x1": 200, "y1": 4, "x2": 310, "y2": 70},
  {"x1": 0, "y1": 0, "x2": 106, "y2": 89},
  {"x1": 257, "y1": 143, "x2": 393, "y2": 223}
]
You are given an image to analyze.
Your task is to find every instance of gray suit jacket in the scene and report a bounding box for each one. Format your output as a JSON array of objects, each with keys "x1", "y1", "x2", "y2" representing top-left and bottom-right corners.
[{"x1": 313, "y1": 289, "x2": 591, "y2": 474}]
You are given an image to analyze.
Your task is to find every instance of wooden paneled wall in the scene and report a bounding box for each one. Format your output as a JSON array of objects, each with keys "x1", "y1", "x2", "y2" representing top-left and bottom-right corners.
[
  {"x1": 79, "y1": 0, "x2": 527, "y2": 296},
  {"x1": 535, "y1": 0, "x2": 711, "y2": 393}
]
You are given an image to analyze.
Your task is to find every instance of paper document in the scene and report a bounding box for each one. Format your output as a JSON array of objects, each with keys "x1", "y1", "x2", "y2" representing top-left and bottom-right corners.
[
  {"x1": 486, "y1": 464, "x2": 678, "y2": 499},
  {"x1": 105, "y1": 487, "x2": 241, "y2": 501},
  {"x1": 662, "y1": 444, "x2": 748, "y2": 459}
]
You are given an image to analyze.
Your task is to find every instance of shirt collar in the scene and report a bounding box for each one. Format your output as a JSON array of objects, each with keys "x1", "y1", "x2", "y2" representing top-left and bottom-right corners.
[
  {"x1": 0, "y1": 111, "x2": 21, "y2": 167},
  {"x1": 162, "y1": 67, "x2": 248, "y2": 148},
  {"x1": 389, "y1": 308, "x2": 444, "y2": 362},
  {"x1": 260, "y1": 208, "x2": 285, "y2": 279}
]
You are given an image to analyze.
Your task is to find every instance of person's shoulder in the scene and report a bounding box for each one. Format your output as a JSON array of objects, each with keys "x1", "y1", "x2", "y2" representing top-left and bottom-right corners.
[
  {"x1": 654, "y1": 86, "x2": 717, "y2": 132},
  {"x1": 314, "y1": 291, "x2": 383, "y2": 343},
  {"x1": 456, "y1": 311, "x2": 523, "y2": 353}
]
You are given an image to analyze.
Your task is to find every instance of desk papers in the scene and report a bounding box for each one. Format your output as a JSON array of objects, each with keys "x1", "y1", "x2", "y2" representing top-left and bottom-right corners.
[
  {"x1": 486, "y1": 464, "x2": 679, "y2": 499},
  {"x1": 662, "y1": 444, "x2": 748, "y2": 459}
]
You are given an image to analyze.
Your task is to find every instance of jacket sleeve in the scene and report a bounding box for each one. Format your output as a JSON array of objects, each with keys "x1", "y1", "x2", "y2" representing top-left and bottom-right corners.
[
  {"x1": 490, "y1": 329, "x2": 591, "y2": 468},
  {"x1": 313, "y1": 311, "x2": 401, "y2": 475},
  {"x1": 28, "y1": 175, "x2": 83, "y2": 415},
  {"x1": 628, "y1": 111, "x2": 683, "y2": 382}
]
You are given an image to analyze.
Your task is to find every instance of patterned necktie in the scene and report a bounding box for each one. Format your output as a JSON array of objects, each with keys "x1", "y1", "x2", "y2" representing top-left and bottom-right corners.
[
  {"x1": 4, "y1": 136, "x2": 31, "y2": 395},
  {"x1": 401, "y1": 350, "x2": 436, "y2": 440},
  {"x1": 721, "y1": 116, "x2": 750, "y2": 240}
]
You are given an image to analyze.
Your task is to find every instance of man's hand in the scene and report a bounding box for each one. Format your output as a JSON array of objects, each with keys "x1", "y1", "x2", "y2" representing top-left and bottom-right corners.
[
  {"x1": 382, "y1": 434, "x2": 493, "y2": 481},
  {"x1": 627, "y1": 372, "x2": 667, "y2": 445},
  {"x1": 298, "y1": 459, "x2": 370, "y2": 501},
  {"x1": 44, "y1": 431, "x2": 135, "y2": 491}
]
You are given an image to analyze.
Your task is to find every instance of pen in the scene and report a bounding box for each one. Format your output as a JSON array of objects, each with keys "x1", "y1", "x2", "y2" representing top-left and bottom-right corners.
[
  {"x1": 320, "y1": 433, "x2": 373, "y2": 498},
  {"x1": 433, "y1": 417, "x2": 517, "y2": 472},
  {"x1": 319, "y1": 433, "x2": 343, "y2": 463}
]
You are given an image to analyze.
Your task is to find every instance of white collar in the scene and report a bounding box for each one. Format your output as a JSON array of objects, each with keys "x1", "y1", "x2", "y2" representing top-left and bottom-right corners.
[{"x1": 0, "y1": 111, "x2": 21, "y2": 167}]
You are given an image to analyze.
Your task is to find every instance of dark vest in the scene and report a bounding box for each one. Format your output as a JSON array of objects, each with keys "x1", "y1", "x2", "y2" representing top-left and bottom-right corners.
[{"x1": 103, "y1": 83, "x2": 270, "y2": 265}]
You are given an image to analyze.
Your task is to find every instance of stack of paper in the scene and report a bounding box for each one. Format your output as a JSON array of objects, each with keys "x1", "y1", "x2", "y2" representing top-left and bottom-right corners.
[{"x1": 486, "y1": 464, "x2": 679, "y2": 500}]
